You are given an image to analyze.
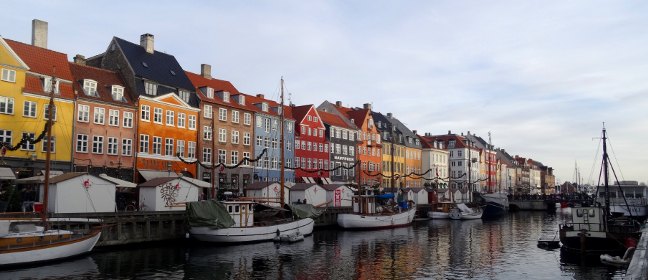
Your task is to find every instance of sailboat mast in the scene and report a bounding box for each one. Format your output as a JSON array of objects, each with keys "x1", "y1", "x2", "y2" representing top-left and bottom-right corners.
[
  {"x1": 279, "y1": 77, "x2": 285, "y2": 206},
  {"x1": 42, "y1": 73, "x2": 56, "y2": 230},
  {"x1": 602, "y1": 126, "x2": 610, "y2": 218},
  {"x1": 211, "y1": 120, "x2": 216, "y2": 199}
]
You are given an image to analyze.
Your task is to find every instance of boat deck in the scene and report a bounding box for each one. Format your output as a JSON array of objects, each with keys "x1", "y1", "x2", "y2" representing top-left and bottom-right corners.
[{"x1": 538, "y1": 232, "x2": 560, "y2": 249}]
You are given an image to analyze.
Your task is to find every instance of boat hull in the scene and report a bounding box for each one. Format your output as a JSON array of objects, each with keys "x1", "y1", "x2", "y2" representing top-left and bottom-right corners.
[
  {"x1": 0, "y1": 229, "x2": 101, "y2": 267},
  {"x1": 190, "y1": 218, "x2": 314, "y2": 243},
  {"x1": 428, "y1": 211, "x2": 449, "y2": 219},
  {"x1": 482, "y1": 202, "x2": 508, "y2": 219},
  {"x1": 337, "y1": 208, "x2": 416, "y2": 229}
]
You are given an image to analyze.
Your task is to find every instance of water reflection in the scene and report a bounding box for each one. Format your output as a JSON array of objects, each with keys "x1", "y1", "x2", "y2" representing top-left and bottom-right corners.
[{"x1": 0, "y1": 256, "x2": 98, "y2": 280}]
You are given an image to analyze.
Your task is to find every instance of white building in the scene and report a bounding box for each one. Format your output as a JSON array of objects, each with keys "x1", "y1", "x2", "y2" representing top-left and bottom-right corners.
[
  {"x1": 288, "y1": 183, "x2": 326, "y2": 206},
  {"x1": 322, "y1": 184, "x2": 355, "y2": 207},
  {"x1": 244, "y1": 182, "x2": 291, "y2": 207},
  {"x1": 138, "y1": 177, "x2": 207, "y2": 211},
  {"x1": 39, "y1": 173, "x2": 116, "y2": 213},
  {"x1": 408, "y1": 187, "x2": 429, "y2": 205}
]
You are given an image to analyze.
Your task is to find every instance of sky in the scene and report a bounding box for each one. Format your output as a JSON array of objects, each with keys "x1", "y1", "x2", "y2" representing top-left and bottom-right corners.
[{"x1": 3, "y1": 1, "x2": 647, "y2": 185}]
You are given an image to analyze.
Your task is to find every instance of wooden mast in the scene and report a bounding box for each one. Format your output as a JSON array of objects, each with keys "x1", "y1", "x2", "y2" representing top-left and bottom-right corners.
[
  {"x1": 42, "y1": 71, "x2": 56, "y2": 230},
  {"x1": 211, "y1": 119, "x2": 216, "y2": 199},
  {"x1": 279, "y1": 77, "x2": 285, "y2": 206}
]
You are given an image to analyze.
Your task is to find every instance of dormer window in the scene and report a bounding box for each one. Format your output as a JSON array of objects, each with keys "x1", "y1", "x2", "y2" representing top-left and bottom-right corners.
[
  {"x1": 144, "y1": 81, "x2": 157, "y2": 96},
  {"x1": 179, "y1": 90, "x2": 190, "y2": 103},
  {"x1": 221, "y1": 91, "x2": 230, "y2": 103},
  {"x1": 43, "y1": 77, "x2": 60, "y2": 95},
  {"x1": 206, "y1": 87, "x2": 214, "y2": 99},
  {"x1": 261, "y1": 102, "x2": 268, "y2": 112},
  {"x1": 237, "y1": 95, "x2": 245, "y2": 105},
  {"x1": 83, "y1": 79, "x2": 98, "y2": 96},
  {"x1": 111, "y1": 85, "x2": 125, "y2": 101}
]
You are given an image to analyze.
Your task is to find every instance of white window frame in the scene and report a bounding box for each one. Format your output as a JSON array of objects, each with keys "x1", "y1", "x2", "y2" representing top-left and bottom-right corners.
[
  {"x1": 139, "y1": 134, "x2": 149, "y2": 153},
  {"x1": 153, "y1": 108, "x2": 162, "y2": 124},
  {"x1": 165, "y1": 138, "x2": 174, "y2": 156},
  {"x1": 24, "y1": 101, "x2": 37, "y2": 118},
  {"x1": 188, "y1": 115, "x2": 196, "y2": 130},
  {"x1": 0, "y1": 96, "x2": 15, "y2": 115},
  {"x1": 93, "y1": 107, "x2": 105, "y2": 124},
  {"x1": 122, "y1": 138, "x2": 132, "y2": 156},
  {"x1": 77, "y1": 104, "x2": 89, "y2": 122},
  {"x1": 141, "y1": 105, "x2": 150, "y2": 121},
  {"x1": 244, "y1": 113, "x2": 251, "y2": 125},
  {"x1": 44, "y1": 104, "x2": 57, "y2": 121},
  {"x1": 83, "y1": 79, "x2": 98, "y2": 96},
  {"x1": 219, "y1": 108, "x2": 227, "y2": 121},
  {"x1": 1, "y1": 68, "x2": 16, "y2": 83},
  {"x1": 166, "y1": 110, "x2": 174, "y2": 126},
  {"x1": 204, "y1": 105, "x2": 212, "y2": 119},
  {"x1": 153, "y1": 136, "x2": 162, "y2": 155},
  {"x1": 177, "y1": 113, "x2": 186, "y2": 128},
  {"x1": 107, "y1": 137, "x2": 118, "y2": 155},
  {"x1": 92, "y1": 135, "x2": 104, "y2": 154},
  {"x1": 76, "y1": 134, "x2": 88, "y2": 153},
  {"x1": 232, "y1": 110, "x2": 239, "y2": 123},
  {"x1": 123, "y1": 111, "x2": 134, "y2": 128},
  {"x1": 108, "y1": 109, "x2": 119, "y2": 126},
  {"x1": 232, "y1": 130, "x2": 239, "y2": 144}
]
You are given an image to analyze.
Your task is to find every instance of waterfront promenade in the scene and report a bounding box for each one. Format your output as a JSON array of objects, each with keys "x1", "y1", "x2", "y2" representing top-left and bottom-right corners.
[{"x1": 627, "y1": 222, "x2": 648, "y2": 279}]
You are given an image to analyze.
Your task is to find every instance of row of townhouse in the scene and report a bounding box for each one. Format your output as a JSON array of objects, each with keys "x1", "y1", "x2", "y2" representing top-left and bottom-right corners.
[{"x1": 0, "y1": 20, "x2": 555, "y2": 195}]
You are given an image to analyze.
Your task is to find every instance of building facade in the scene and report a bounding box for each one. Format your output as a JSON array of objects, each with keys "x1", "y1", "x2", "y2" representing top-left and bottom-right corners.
[
  {"x1": 318, "y1": 109, "x2": 357, "y2": 183},
  {"x1": 292, "y1": 105, "x2": 329, "y2": 182}
]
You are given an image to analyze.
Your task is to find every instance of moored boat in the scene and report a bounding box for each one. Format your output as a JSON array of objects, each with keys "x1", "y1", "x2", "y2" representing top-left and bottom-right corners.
[
  {"x1": 448, "y1": 203, "x2": 482, "y2": 220},
  {"x1": 337, "y1": 194, "x2": 416, "y2": 229}
]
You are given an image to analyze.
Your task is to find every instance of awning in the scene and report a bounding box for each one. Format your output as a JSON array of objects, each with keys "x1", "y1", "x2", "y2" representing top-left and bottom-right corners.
[
  {"x1": 139, "y1": 170, "x2": 179, "y2": 181},
  {"x1": 14, "y1": 175, "x2": 49, "y2": 184},
  {"x1": 39, "y1": 170, "x2": 63, "y2": 176},
  {"x1": 181, "y1": 176, "x2": 210, "y2": 188},
  {"x1": 99, "y1": 173, "x2": 137, "y2": 188},
  {"x1": 0, "y1": 167, "x2": 16, "y2": 180}
]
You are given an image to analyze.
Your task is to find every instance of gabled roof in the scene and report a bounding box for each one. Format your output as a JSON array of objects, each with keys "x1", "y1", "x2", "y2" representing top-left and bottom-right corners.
[
  {"x1": 48, "y1": 172, "x2": 87, "y2": 184},
  {"x1": 372, "y1": 111, "x2": 421, "y2": 148},
  {"x1": 290, "y1": 183, "x2": 321, "y2": 191},
  {"x1": 290, "y1": 105, "x2": 313, "y2": 123},
  {"x1": 185, "y1": 71, "x2": 239, "y2": 95},
  {"x1": 138, "y1": 177, "x2": 176, "y2": 187},
  {"x1": 113, "y1": 37, "x2": 194, "y2": 90},
  {"x1": 318, "y1": 110, "x2": 354, "y2": 130},
  {"x1": 243, "y1": 94, "x2": 295, "y2": 121},
  {"x1": 0, "y1": 37, "x2": 29, "y2": 70},
  {"x1": 69, "y1": 62, "x2": 135, "y2": 107}
]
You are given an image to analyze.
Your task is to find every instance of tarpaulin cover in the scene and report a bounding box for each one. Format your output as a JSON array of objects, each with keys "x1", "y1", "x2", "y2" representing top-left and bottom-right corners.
[
  {"x1": 186, "y1": 200, "x2": 235, "y2": 228},
  {"x1": 287, "y1": 203, "x2": 324, "y2": 219}
]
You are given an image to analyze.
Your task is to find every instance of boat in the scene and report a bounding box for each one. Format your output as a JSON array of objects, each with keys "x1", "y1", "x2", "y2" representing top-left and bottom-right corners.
[
  {"x1": 537, "y1": 231, "x2": 560, "y2": 249},
  {"x1": 187, "y1": 78, "x2": 318, "y2": 243},
  {"x1": 428, "y1": 202, "x2": 455, "y2": 219},
  {"x1": 600, "y1": 247, "x2": 635, "y2": 267},
  {"x1": 597, "y1": 181, "x2": 647, "y2": 218},
  {"x1": 558, "y1": 125, "x2": 641, "y2": 256},
  {"x1": 0, "y1": 75, "x2": 101, "y2": 267},
  {"x1": 479, "y1": 192, "x2": 509, "y2": 219},
  {"x1": 448, "y1": 203, "x2": 482, "y2": 220},
  {"x1": 337, "y1": 192, "x2": 416, "y2": 229}
]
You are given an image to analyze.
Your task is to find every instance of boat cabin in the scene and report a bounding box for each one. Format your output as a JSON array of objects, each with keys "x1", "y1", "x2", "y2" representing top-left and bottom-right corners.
[
  {"x1": 222, "y1": 201, "x2": 255, "y2": 227},
  {"x1": 568, "y1": 207, "x2": 605, "y2": 232}
]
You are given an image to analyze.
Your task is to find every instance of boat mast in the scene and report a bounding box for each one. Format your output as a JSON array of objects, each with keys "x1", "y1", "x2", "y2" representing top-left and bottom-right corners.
[
  {"x1": 602, "y1": 125, "x2": 610, "y2": 218},
  {"x1": 211, "y1": 119, "x2": 216, "y2": 199},
  {"x1": 279, "y1": 77, "x2": 285, "y2": 207},
  {"x1": 488, "y1": 131, "x2": 492, "y2": 193},
  {"x1": 42, "y1": 72, "x2": 56, "y2": 230}
]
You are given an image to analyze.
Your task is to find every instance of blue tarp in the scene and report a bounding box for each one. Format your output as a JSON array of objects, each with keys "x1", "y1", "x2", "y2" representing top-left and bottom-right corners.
[{"x1": 376, "y1": 193, "x2": 395, "y2": 199}]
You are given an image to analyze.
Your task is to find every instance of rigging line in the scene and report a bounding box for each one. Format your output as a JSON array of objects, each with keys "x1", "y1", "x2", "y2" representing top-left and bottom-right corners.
[
  {"x1": 588, "y1": 136, "x2": 602, "y2": 186},
  {"x1": 606, "y1": 136, "x2": 625, "y2": 182}
]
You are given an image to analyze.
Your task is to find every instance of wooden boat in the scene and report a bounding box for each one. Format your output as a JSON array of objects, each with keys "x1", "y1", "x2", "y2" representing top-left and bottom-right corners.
[
  {"x1": 337, "y1": 194, "x2": 416, "y2": 229},
  {"x1": 428, "y1": 202, "x2": 455, "y2": 219},
  {"x1": 537, "y1": 231, "x2": 560, "y2": 249},
  {"x1": 188, "y1": 200, "x2": 315, "y2": 243},
  {"x1": 559, "y1": 126, "x2": 641, "y2": 256},
  {"x1": 0, "y1": 75, "x2": 101, "y2": 267},
  {"x1": 448, "y1": 203, "x2": 482, "y2": 220}
]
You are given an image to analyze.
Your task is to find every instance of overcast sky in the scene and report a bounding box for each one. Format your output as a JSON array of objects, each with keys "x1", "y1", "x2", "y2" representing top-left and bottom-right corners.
[{"x1": 3, "y1": 1, "x2": 647, "y2": 185}]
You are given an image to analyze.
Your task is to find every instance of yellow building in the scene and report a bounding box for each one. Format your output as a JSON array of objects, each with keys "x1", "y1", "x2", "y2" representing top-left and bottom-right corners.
[
  {"x1": 381, "y1": 141, "x2": 406, "y2": 189},
  {"x1": 2, "y1": 37, "x2": 75, "y2": 177}
]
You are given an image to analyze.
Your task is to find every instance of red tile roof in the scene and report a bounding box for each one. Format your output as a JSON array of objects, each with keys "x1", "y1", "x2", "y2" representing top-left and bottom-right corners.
[
  {"x1": 69, "y1": 62, "x2": 135, "y2": 106},
  {"x1": 290, "y1": 105, "x2": 313, "y2": 123},
  {"x1": 185, "y1": 71, "x2": 240, "y2": 94},
  {"x1": 318, "y1": 109, "x2": 353, "y2": 129}
]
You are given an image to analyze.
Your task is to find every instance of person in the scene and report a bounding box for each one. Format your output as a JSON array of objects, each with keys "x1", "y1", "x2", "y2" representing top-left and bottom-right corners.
[
  {"x1": 297, "y1": 199, "x2": 302, "y2": 204},
  {"x1": 303, "y1": 198, "x2": 307, "y2": 204}
]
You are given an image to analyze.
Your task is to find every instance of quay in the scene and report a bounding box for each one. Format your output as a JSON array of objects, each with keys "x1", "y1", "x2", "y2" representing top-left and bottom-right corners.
[
  {"x1": 46, "y1": 205, "x2": 434, "y2": 247},
  {"x1": 627, "y1": 222, "x2": 648, "y2": 279}
]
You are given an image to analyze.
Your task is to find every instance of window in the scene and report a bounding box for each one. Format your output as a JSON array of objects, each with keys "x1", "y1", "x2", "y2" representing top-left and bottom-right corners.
[
  {"x1": 202, "y1": 148, "x2": 211, "y2": 163},
  {"x1": 93, "y1": 107, "x2": 105, "y2": 124},
  {"x1": 153, "y1": 137, "x2": 162, "y2": 155},
  {"x1": 1, "y1": 68, "x2": 16, "y2": 82},
  {"x1": 243, "y1": 132, "x2": 250, "y2": 145},
  {"x1": 261, "y1": 102, "x2": 268, "y2": 112},
  {"x1": 123, "y1": 112, "x2": 133, "y2": 128},
  {"x1": 188, "y1": 141, "x2": 196, "y2": 159},
  {"x1": 272, "y1": 120, "x2": 278, "y2": 131},
  {"x1": 319, "y1": 143, "x2": 323, "y2": 152},
  {"x1": 219, "y1": 108, "x2": 227, "y2": 121},
  {"x1": 177, "y1": 113, "x2": 186, "y2": 128},
  {"x1": 107, "y1": 137, "x2": 118, "y2": 155},
  {"x1": 165, "y1": 138, "x2": 174, "y2": 156},
  {"x1": 43, "y1": 77, "x2": 60, "y2": 94},
  {"x1": 0, "y1": 130, "x2": 12, "y2": 146},
  {"x1": 264, "y1": 118, "x2": 270, "y2": 133},
  {"x1": 203, "y1": 126, "x2": 212, "y2": 140},
  {"x1": 243, "y1": 152, "x2": 250, "y2": 166},
  {"x1": 349, "y1": 146, "x2": 355, "y2": 156},
  {"x1": 256, "y1": 136, "x2": 263, "y2": 146},
  {"x1": 76, "y1": 134, "x2": 88, "y2": 153},
  {"x1": 44, "y1": 104, "x2": 57, "y2": 121},
  {"x1": 166, "y1": 110, "x2": 174, "y2": 126},
  {"x1": 295, "y1": 140, "x2": 300, "y2": 150},
  {"x1": 330, "y1": 128, "x2": 335, "y2": 138},
  {"x1": 153, "y1": 108, "x2": 162, "y2": 123},
  {"x1": 188, "y1": 115, "x2": 196, "y2": 130},
  {"x1": 20, "y1": 132, "x2": 35, "y2": 150},
  {"x1": 77, "y1": 104, "x2": 89, "y2": 122},
  {"x1": 222, "y1": 91, "x2": 230, "y2": 103},
  {"x1": 232, "y1": 110, "x2": 239, "y2": 123},
  {"x1": 122, "y1": 138, "x2": 132, "y2": 156},
  {"x1": 112, "y1": 85, "x2": 125, "y2": 101},
  {"x1": 92, "y1": 136, "x2": 104, "y2": 154},
  {"x1": 206, "y1": 87, "x2": 214, "y2": 99},
  {"x1": 232, "y1": 130, "x2": 239, "y2": 144},
  {"x1": 256, "y1": 116, "x2": 262, "y2": 127},
  {"x1": 287, "y1": 122, "x2": 293, "y2": 132},
  {"x1": 204, "y1": 105, "x2": 212, "y2": 119},
  {"x1": 139, "y1": 134, "x2": 149, "y2": 153},
  {"x1": 244, "y1": 113, "x2": 251, "y2": 125},
  {"x1": 145, "y1": 81, "x2": 157, "y2": 95},
  {"x1": 177, "y1": 140, "x2": 185, "y2": 157},
  {"x1": 141, "y1": 105, "x2": 150, "y2": 121},
  {"x1": 218, "y1": 128, "x2": 226, "y2": 143},
  {"x1": 218, "y1": 149, "x2": 226, "y2": 164},
  {"x1": 24, "y1": 101, "x2": 36, "y2": 118},
  {"x1": 0, "y1": 96, "x2": 15, "y2": 114},
  {"x1": 83, "y1": 79, "x2": 98, "y2": 96},
  {"x1": 231, "y1": 151, "x2": 238, "y2": 165},
  {"x1": 41, "y1": 136, "x2": 56, "y2": 153},
  {"x1": 307, "y1": 115, "x2": 312, "y2": 121},
  {"x1": 179, "y1": 90, "x2": 190, "y2": 103},
  {"x1": 109, "y1": 109, "x2": 119, "y2": 126}
]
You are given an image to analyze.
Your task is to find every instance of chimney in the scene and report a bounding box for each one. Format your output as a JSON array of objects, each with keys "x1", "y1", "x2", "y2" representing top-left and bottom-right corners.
[
  {"x1": 256, "y1": 94, "x2": 264, "y2": 99},
  {"x1": 363, "y1": 103, "x2": 372, "y2": 110},
  {"x1": 467, "y1": 130, "x2": 471, "y2": 135},
  {"x1": 413, "y1": 130, "x2": 417, "y2": 135},
  {"x1": 31, "y1": 19, "x2": 48, "y2": 48},
  {"x1": 140, "y1": 33, "x2": 154, "y2": 54},
  {"x1": 387, "y1": 112, "x2": 392, "y2": 118},
  {"x1": 335, "y1": 101, "x2": 342, "y2": 107},
  {"x1": 448, "y1": 130, "x2": 451, "y2": 135},
  {"x1": 201, "y1": 64, "x2": 212, "y2": 79},
  {"x1": 73, "y1": 54, "x2": 86, "y2": 65}
]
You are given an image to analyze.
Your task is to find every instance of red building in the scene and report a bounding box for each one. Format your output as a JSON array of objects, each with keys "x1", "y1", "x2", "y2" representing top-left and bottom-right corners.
[{"x1": 291, "y1": 104, "x2": 329, "y2": 182}]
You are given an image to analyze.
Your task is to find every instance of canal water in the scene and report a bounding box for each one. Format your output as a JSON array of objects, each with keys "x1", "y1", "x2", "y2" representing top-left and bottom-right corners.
[{"x1": 1, "y1": 210, "x2": 630, "y2": 279}]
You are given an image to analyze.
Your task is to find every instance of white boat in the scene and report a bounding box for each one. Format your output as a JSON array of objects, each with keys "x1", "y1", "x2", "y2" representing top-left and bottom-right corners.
[
  {"x1": 0, "y1": 75, "x2": 101, "y2": 266},
  {"x1": 273, "y1": 231, "x2": 305, "y2": 243},
  {"x1": 428, "y1": 202, "x2": 455, "y2": 219},
  {"x1": 188, "y1": 200, "x2": 315, "y2": 243},
  {"x1": 448, "y1": 203, "x2": 482, "y2": 220},
  {"x1": 600, "y1": 247, "x2": 635, "y2": 267},
  {"x1": 337, "y1": 194, "x2": 416, "y2": 229}
]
